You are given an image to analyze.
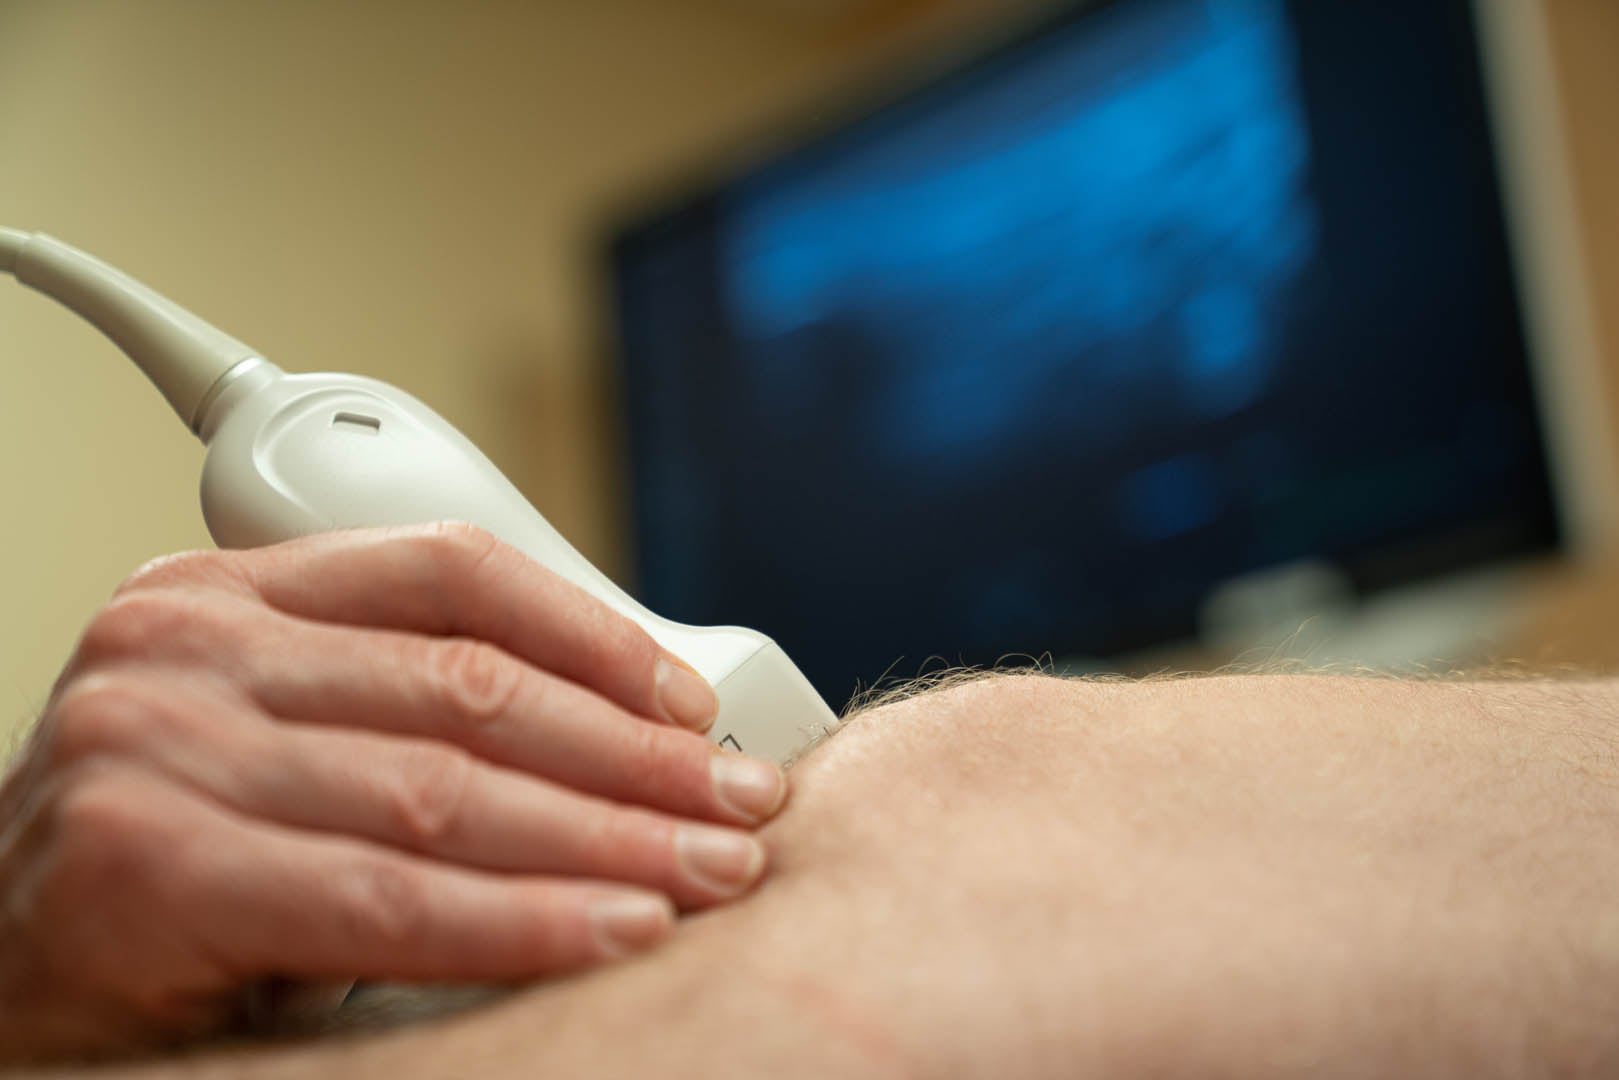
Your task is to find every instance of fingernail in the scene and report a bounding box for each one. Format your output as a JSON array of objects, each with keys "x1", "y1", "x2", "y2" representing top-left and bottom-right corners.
[
  {"x1": 655, "y1": 657, "x2": 718, "y2": 732},
  {"x1": 710, "y1": 754, "x2": 787, "y2": 823},
  {"x1": 676, "y1": 826, "x2": 766, "y2": 896},
  {"x1": 591, "y1": 893, "x2": 675, "y2": 958}
]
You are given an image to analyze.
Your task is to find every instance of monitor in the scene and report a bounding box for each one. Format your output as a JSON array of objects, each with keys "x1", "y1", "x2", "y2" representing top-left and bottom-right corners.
[{"x1": 606, "y1": 0, "x2": 1601, "y2": 706}]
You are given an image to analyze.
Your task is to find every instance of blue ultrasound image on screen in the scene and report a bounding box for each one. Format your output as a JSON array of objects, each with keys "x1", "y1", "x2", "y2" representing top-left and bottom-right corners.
[
  {"x1": 611, "y1": 0, "x2": 1559, "y2": 703},
  {"x1": 725, "y1": 0, "x2": 1314, "y2": 441},
  {"x1": 724, "y1": 0, "x2": 1315, "y2": 533}
]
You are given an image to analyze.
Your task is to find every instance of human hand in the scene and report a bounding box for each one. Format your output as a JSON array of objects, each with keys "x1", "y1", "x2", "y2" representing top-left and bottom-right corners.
[{"x1": 0, "y1": 523, "x2": 787, "y2": 1062}]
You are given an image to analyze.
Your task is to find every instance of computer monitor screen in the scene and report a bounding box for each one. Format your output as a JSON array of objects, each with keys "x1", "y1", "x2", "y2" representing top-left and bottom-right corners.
[{"x1": 607, "y1": 0, "x2": 1561, "y2": 706}]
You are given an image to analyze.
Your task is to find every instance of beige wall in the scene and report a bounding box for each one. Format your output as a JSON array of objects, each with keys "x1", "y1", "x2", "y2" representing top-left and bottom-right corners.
[
  {"x1": 1, "y1": 1, "x2": 1615, "y2": 742},
  {"x1": 1545, "y1": 0, "x2": 1619, "y2": 447},
  {"x1": 0, "y1": 0, "x2": 1017, "y2": 741}
]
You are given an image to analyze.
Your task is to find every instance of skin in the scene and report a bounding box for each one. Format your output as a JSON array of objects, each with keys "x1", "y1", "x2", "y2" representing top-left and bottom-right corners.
[
  {"x1": 25, "y1": 670, "x2": 1619, "y2": 1078},
  {"x1": 0, "y1": 525, "x2": 789, "y2": 1063}
]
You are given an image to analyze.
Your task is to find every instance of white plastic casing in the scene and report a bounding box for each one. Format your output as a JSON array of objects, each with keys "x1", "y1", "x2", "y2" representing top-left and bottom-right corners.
[{"x1": 197, "y1": 361, "x2": 839, "y2": 764}]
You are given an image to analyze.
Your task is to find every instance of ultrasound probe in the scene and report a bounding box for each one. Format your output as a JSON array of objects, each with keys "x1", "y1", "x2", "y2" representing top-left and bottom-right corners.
[{"x1": 0, "y1": 227, "x2": 838, "y2": 764}]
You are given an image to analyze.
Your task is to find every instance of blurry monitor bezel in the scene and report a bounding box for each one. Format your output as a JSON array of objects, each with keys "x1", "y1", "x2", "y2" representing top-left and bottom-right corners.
[{"x1": 1470, "y1": 0, "x2": 1615, "y2": 557}]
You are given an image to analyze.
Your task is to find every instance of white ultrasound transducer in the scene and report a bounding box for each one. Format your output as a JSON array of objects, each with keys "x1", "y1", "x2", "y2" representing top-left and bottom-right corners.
[{"x1": 0, "y1": 228, "x2": 838, "y2": 764}]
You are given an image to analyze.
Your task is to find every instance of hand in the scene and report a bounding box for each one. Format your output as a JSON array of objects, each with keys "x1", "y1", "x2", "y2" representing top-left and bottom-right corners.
[{"x1": 0, "y1": 523, "x2": 788, "y2": 1062}]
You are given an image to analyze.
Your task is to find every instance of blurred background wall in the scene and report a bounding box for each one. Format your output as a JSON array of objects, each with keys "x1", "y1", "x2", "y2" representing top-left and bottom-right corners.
[
  {"x1": 0, "y1": 0, "x2": 1615, "y2": 743},
  {"x1": 1545, "y1": 1, "x2": 1619, "y2": 432}
]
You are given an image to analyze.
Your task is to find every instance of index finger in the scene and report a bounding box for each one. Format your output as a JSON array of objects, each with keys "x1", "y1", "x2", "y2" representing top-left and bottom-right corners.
[{"x1": 143, "y1": 524, "x2": 719, "y2": 732}]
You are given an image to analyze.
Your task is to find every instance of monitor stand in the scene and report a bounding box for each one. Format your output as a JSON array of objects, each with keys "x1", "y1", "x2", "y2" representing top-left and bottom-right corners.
[
  {"x1": 1057, "y1": 559, "x2": 1537, "y2": 677},
  {"x1": 1195, "y1": 560, "x2": 1529, "y2": 672}
]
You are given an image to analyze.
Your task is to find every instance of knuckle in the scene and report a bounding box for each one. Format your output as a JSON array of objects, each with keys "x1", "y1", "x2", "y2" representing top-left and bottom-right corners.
[
  {"x1": 387, "y1": 743, "x2": 474, "y2": 848},
  {"x1": 75, "y1": 590, "x2": 201, "y2": 667},
  {"x1": 46, "y1": 769, "x2": 172, "y2": 898},
  {"x1": 412, "y1": 523, "x2": 510, "y2": 629},
  {"x1": 341, "y1": 858, "x2": 429, "y2": 950},
  {"x1": 612, "y1": 617, "x2": 662, "y2": 675},
  {"x1": 580, "y1": 803, "x2": 666, "y2": 870},
  {"x1": 430, "y1": 638, "x2": 523, "y2": 730},
  {"x1": 418, "y1": 521, "x2": 503, "y2": 578},
  {"x1": 622, "y1": 722, "x2": 696, "y2": 799},
  {"x1": 46, "y1": 676, "x2": 162, "y2": 766},
  {"x1": 584, "y1": 611, "x2": 662, "y2": 700}
]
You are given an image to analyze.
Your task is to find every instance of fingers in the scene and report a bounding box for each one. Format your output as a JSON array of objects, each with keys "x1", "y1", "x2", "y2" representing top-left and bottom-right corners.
[
  {"x1": 21, "y1": 767, "x2": 679, "y2": 994},
  {"x1": 264, "y1": 726, "x2": 769, "y2": 909},
  {"x1": 204, "y1": 808, "x2": 678, "y2": 983},
  {"x1": 42, "y1": 674, "x2": 769, "y2": 909},
  {"x1": 237, "y1": 611, "x2": 786, "y2": 825},
  {"x1": 185, "y1": 524, "x2": 718, "y2": 731},
  {"x1": 7, "y1": 524, "x2": 779, "y2": 1055},
  {"x1": 63, "y1": 586, "x2": 785, "y2": 826}
]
